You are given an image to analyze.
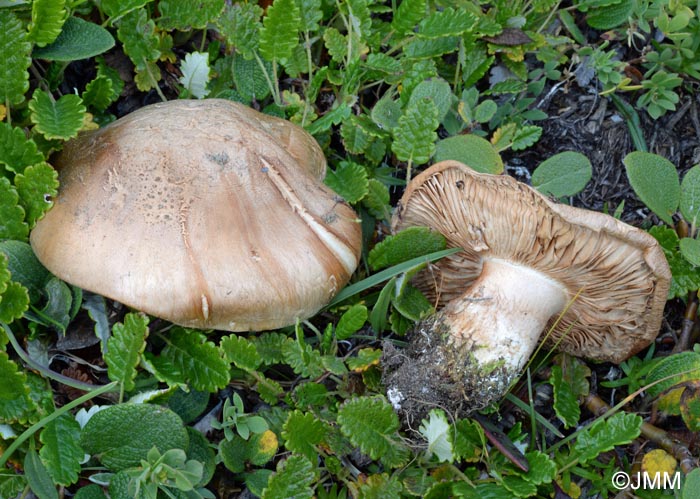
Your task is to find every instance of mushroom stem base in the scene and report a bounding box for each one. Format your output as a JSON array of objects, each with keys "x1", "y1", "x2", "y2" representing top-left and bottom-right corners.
[{"x1": 382, "y1": 258, "x2": 568, "y2": 422}]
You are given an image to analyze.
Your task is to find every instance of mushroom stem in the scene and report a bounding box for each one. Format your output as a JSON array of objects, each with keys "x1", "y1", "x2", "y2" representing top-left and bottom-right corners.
[{"x1": 441, "y1": 257, "x2": 568, "y2": 376}]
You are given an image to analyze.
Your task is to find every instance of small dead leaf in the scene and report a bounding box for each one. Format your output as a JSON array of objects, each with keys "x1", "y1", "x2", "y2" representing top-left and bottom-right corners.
[
  {"x1": 483, "y1": 28, "x2": 533, "y2": 46},
  {"x1": 641, "y1": 449, "x2": 677, "y2": 477}
]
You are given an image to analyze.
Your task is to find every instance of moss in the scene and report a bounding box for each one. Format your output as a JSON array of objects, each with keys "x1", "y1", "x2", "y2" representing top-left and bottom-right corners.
[{"x1": 381, "y1": 314, "x2": 519, "y2": 425}]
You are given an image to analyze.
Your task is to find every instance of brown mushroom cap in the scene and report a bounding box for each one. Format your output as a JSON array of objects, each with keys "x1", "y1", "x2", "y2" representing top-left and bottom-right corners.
[
  {"x1": 30, "y1": 99, "x2": 362, "y2": 331},
  {"x1": 392, "y1": 160, "x2": 670, "y2": 363}
]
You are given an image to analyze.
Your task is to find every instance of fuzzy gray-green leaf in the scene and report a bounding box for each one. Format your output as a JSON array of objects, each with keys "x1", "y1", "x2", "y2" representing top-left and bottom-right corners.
[
  {"x1": 532, "y1": 151, "x2": 592, "y2": 197},
  {"x1": 680, "y1": 165, "x2": 700, "y2": 225},
  {"x1": 33, "y1": 16, "x2": 115, "y2": 61},
  {"x1": 624, "y1": 151, "x2": 680, "y2": 225}
]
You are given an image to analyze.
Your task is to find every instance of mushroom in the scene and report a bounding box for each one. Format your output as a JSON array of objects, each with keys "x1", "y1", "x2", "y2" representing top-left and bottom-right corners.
[
  {"x1": 382, "y1": 160, "x2": 670, "y2": 419},
  {"x1": 30, "y1": 99, "x2": 362, "y2": 331}
]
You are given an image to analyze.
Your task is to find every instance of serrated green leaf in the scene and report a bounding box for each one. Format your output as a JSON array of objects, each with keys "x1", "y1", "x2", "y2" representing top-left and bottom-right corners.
[
  {"x1": 105, "y1": 313, "x2": 149, "y2": 392},
  {"x1": 80, "y1": 404, "x2": 189, "y2": 471},
  {"x1": 340, "y1": 116, "x2": 372, "y2": 154},
  {"x1": 391, "y1": 0, "x2": 426, "y2": 35},
  {"x1": 101, "y1": 0, "x2": 153, "y2": 19},
  {"x1": 573, "y1": 412, "x2": 642, "y2": 464},
  {"x1": 32, "y1": 16, "x2": 115, "y2": 61},
  {"x1": 39, "y1": 415, "x2": 82, "y2": 486},
  {"x1": 0, "y1": 350, "x2": 35, "y2": 423},
  {"x1": 434, "y1": 134, "x2": 504, "y2": 174},
  {"x1": 645, "y1": 351, "x2": 700, "y2": 397},
  {"x1": 335, "y1": 304, "x2": 368, "y2": 340},
  {"x1": 624, "y1": 151, "x2": 680, "y2": 225},
  {"x1": 215, "y1": 3, "x2": 263, "y2": 58},
  {"x1": 393, "y1": 283, "x2": 432, "y2": 321},
  {"x1": 586, "y1": 0, "x2": 634, "y2": 29},
  {"x1": 337, "y1": 396, "x2": 409, "y2": 467},
  {"x1": 392, "y1": 98, "x2": 439, "y2": 164},
  {"x1": 296, "y1": 0, "x2": 322, "y2": 32},
  {"x1": 82, "y1": 76, "x2": 115, "y2": 111},
  {"x1": 404, "y1": 36, "x2": 460, "y2": 59},
  {"x1": 24, "y1": 446, "x2": 58, "y2": 499},
  {"x1": 650, "y1": 225, "x2": 700, "y2": 299},
  {"x1": 29, "y1": 90, "x2": 86, "y2": 141},
  {"x1": 680, "y1": 238, "x2": 700, "y2": 266},
  {"x1": 257, "y1": 375, "x2": 284, "y2": 405},
  {"x1": 282, "y1": 339, "x2": 325, "y2": 378},
  {"x1": 220, "y1": 334, "x2": 262, "y2": 371},
  {"x1": 251, "y1": 332, "x2": 291, "y2": 365},
  {"x1": 346, "y1": 347, "x2": 382, "y2": 372},
  {"x1": 680, "y1": 165, "x2": 700, "y2": 225},
  {"x1": 408, "y1": 78, "x2": 454, "y2": 123},
  {"x1": 0, "y1": 280, "x2": 29, "y2": 323},
  {"x1": 28, "y1": 0, "x2": 67, "y2": 47},
  {"x1": 282, "y1": 411, "x2": 328, "y2": 463},
  {"x1": 358, "y1": 473, "x2": 403, "y2": 498},
  {"x1": 522, "y1": 450, "x2": 556, "y2": 484},
  {"x1": 363, "y1": 178, "x2": 391, "y2": 221},
  {"x1": 232, "y1": 55, "x2": 271, "y2": 102},
  {"x1": 73, "y1": 484, "x2": 107, "y2": 499},
  {"x1": 259, "y1": 0, "x2": 301, "y2": 63},
  {"x1": 418, "y1": 7, "x2": 477, "y2": 38},
  {"x1": 150, "y1": 327, "x2": 230, "y2": 392},
  {"x1": 261, "y1": 454, "x2": 315, "y2": 499},
  {"x1": 371, "y1": 94, "x2": 402, "y2": 131},
  {"x1": 179, "y1": 51, "x2": 210, "y2": 98},
  {"x1": 0, "y1": 178, "x2": 28, "y2": 240},
  {"x1": 0, "y1": 10, "x2": 31, "y2": 107},
  {"x1": 550, "y1": 357, "x2": 590, "y2": 429},
  {"x1": 14, "y1": 162, "x2": 58, "y2": 227},
  {"x1": 532, "y1": 151, "x2": 592, "y2": 197},
  {"x1": 451, "y1": 418, "x2": 484, "y2": 462},
  {"x1": 117, "y1": 8, "x2": 160, "y2": 72},
  {"x1": 0, "y1": 122, "x2": 44, "y2": 175},
  {"x1": 419, "y1": 409, "x2": 453, "y2": 462},
  {"x1": 369, "y1": 227, "x2": 446, "y2": 271},
  {"x1": 158, "y1": 0, "x2": 224, "y2": 30},
  {"x1": 324, "y1": 27, "x2": 347, "y2": 62},
  {"x1": 325, "y1": 160, "x2": 369, "y2": 203},
  {"x1": 511, "y1": 124, "x2": 542, "y2": 150}
]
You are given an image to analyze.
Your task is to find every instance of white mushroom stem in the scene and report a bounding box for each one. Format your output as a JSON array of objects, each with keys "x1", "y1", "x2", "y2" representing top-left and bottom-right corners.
[{"x1": 439, "y1": 257, "x2": 569, "y2": 375}]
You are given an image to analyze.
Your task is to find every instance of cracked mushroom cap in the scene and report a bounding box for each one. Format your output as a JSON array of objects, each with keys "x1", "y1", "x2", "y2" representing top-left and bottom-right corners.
[
  {"x1": 30, "y1": 99, "x2": 362, "y2": 331},
  {"x1": 392, "y1": 160, "x2": 670, "y2": 363}
]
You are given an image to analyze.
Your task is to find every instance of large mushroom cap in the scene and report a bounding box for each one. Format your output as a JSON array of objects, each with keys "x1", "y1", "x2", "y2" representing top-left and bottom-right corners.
[
  {"x1": 30, "y1": 99, "x2": 362, "y2": 331},
  {"x1": 392, "y1": 160, "x2": 670, "y2": 363}
]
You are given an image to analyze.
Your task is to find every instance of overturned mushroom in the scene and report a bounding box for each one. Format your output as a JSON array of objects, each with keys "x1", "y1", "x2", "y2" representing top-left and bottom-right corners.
[
  {"x1": 382, "y1": 160, "x2": 670, "y2": 420},
  {"x1": 30, "y1": 99, "x2": 362, "y2": 331}
]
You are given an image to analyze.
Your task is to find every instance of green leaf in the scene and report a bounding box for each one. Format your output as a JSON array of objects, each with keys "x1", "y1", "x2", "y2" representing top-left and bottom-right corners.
[
  {"x1": 0, "y1": 178, "x2": 28, "y2": 241},
  {"x1": 215, "y1": 3, "x2": 263, "y2": 58},
  {"x1": 27, "y1": 0, "x2": 67, "y2": 47},
  {"x1": 282, "y1": 338, "x2": 325, "y2": 378},
  {"x1": 179, "y1": 52, "x2": 210, "y2": 98},
  {"x1": 358, "y1": 473, "x2": 403, "y2": 498},
  {"x1": 586, "y1": 0, "x2": 634, "y2": 29},
  {"x1": 0, "y1": 122, "x2": 44, "y2": 175},
  {"x1": 14, "y1": 162, "x2": 58, "y2": 228},
  {"x1": 680, "y1": 238, "x2": 700, "y2": 266},
  {"x1": 523, "y1": 450, "x2": 556, "y2": 484},
  {"x1": 296, "y1": 0, "x2": 322, "y2": 32},
  {"x1": 346, "y1": 347, "x2": 382, "y2": 372},
  {"x1": 0, "y1": 240, "x2": 50, "y2": 303},
  {"x1": 434, "y1": 135, "x2": 504, "y2": 174},
  {"x1": 550, "y1": 356, "x2": 590, "y2": 428},
  {"x1": 80, "y1": 403, "x2": 189, "y2": 471},
  {"x1": 337, "y1": 396, "x2": 409, "y2": 467},
  {"x1": 404, "y1": 36, "x2": 460, "y2": 59},
  {"x1": 105, "y1": 313, "x2": 149, "y2": 392},
  {"x1": 335, "y1": 304, "x2": 368, "y2": 340},
  {"x1": 573, "y1": 412, "x2": 642, "y2": 464},
  {"x1": 532, "y1": 151, "x2": 592, "y2": 197},
  {"x1": 323, "y1": 27, "x2": 347, "y2": 62},
  {"x1": 82, "y1": 76, "x2": 115, "y2": 111},
  {"x1": 451, "y1": 418, "x2": 484, "y2": 462},
  {"x1": 0, "y1": 278, "x2": 30, "y2": 323},
  {"x1": 0, "y1": 9, "x2": 31, "y2": 106},
  {"x1": 371, "y1": 94, "x2": 402, "y2": 131},
  {"x1": 408, "y1": 77, "x2": 454, "y2": 123},
  {"x1": 624, "y1": 151, "x2": 680, "y2": 225},
  {"x1": 39, "y1": 415, "x2": 82, "y2": 486},
  {"x1": 650, "y1": 225, "x2": 700, "y2": 299},
  {"x1": 392, "y1": 98, "x2": 439, "y2": 164},
  {"x1": 101, "y1": 0, "x2": 154, "y2": 19},
  {"x1": 0, "y1": 350, "x2": 35, "y2": 423},
  {"x1": 391, "y1": 0, "x2": 427, "y2": 35},
  {"x1": 158, "y1": 0, "x2": 225, "y2": 30},
  {"x1": 220, "y1": 334, "x2": 262, "y2": 372},
  {"x1": 32, "y1": 16, "x2": 115, "y2": 61},
  {"x1": 24, "y1": 447, "x2": 58, "y2": 499},
  {"x1": 251, "y1": 332, "x2": 291, "y2": 365},
  {"x1": 233, "y1": 55, "x2": 271, "y2": 102},
  {"x1": 73, "y1": 485, "x2": 107, "y2": 499},
  {"x1": 369, "y1": 227, "x2": 446, "y2": 271},
  {"x1": 150, "y1": 327, "x2": 230, "y2": 392},
  {"x1": 259, "y1": 0, "x2": 301, "y2": 63},
  {"x1": 418, "y1": 7, "x2": 477, "y2": 38},
  {"x1": 363, "y1": 178, "x2": 391, "y2": 221},
  {"x1": 261, "y1": 454, "x2": 315, "y2": 499},
  {"x1": 419, "y1": 409, "x2": 454, "y2": 462},
  {"x1": 683, "y1": 468, "x2": 700, "y2": 499},
  {"x1": 645, "y1": 351, "x2": 700, "y2": 397},
  {"x1": 325, "y1": 161, "x2": 369, "y2": 203},
  {"x1": 392, "y1": 283, "x2": 432, "y2": 321},
  {"x1": 117, "y1": 8, "x2": 161, "y2": 84},
  {"x1": 282, "y1": 411, "x2": 328, "y2": 463},
  {"x1": 680, "y1": 165, "x2": 700, "y2": 225},
  {"x1": 29, "y1": 90, "x2": 86, "y2": 141},
  {"x1": 511, "y1": 124, "x2": 543, "y2": 150}
]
